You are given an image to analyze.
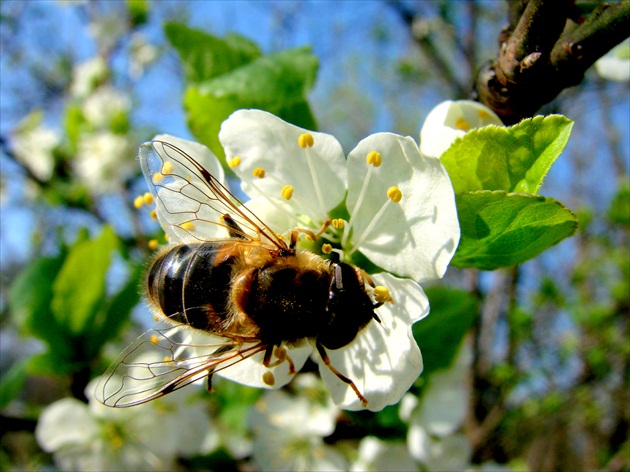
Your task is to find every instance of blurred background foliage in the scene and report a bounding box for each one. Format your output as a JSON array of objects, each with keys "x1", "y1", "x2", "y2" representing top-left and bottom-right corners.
[{"x1": 0, "y1": 1, "x2": 628, "y2": 471}]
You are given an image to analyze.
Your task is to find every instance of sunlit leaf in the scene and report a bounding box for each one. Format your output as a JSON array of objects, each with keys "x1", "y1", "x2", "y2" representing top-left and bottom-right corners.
[
  {"x1": 441, "y1": 115, "x2": 573, "y2": 194},
  {"x1": 452, "y1": 191, "x2": 578, "y2": 270}
]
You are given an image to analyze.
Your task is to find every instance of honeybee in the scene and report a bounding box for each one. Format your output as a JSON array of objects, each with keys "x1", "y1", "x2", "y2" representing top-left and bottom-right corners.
[{"x1": 96, "y1": 140, "x2": 387, "y2": 408}]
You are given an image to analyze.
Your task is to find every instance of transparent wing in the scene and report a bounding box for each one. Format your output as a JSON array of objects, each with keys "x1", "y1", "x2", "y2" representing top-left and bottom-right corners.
[
  {"x1": 139, "y1": 139, "x2": 286, "y2": 249},
  {"x1": 94, "y1": 321, "x2": 267, "y2": 407}
]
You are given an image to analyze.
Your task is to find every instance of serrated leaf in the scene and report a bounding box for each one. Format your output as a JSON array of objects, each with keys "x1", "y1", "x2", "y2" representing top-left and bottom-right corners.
[
  {"x1": 413, "y1": 287, "x2": 477, "y2": 376},
  {"x1": 452, "y1": 191, "x2": 578, "y2": 270},
  {"x1": 51, "y1": 226, "x2": 118, "y2": 336},
  {"x1": 165, "y1": 22, "x2": 261, "y2": 84},
  {"x1": 441, "y1": 115, "x2": 573, "y2": 194},
  {"x1": 185, "y1": 47, "x2": 318, "y2": 163}
]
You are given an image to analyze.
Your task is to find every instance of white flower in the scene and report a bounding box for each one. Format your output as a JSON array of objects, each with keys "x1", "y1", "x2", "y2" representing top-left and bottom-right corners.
[
  {"x1": 249, "y1": 384, "x2": 347, "y2": 472},
  {"x1": 420, "y1": 100, "x2": 503, "y2": 159},
  {"x1": 36, "y1": 378, "x2": 215, "y2": 471},
  {"x1": 351, "y1": 436, "x2": 418, "y2": 472},
  {"x1": 82, "y1": 86, "x2": 130, "y2": 128},
  {"x1": 70, "y1": 57, "x2": 109, "y2": 98},
  {"x1": 129, "y1": 33, "x2": 159, "y2": 79},
  {"x1": 595, "y1": 38, "x2": 630, "y2": 82},
  {"x1": 406, "y1": 343, "x2": 473, "y2": 470},
  {"x1": 75, "y1": 131, "x2": 134, "y2": 193},
  {"x1": 144, "y1": 109, "x2": 458, "y2": 411},
  {"x1": 12, "y1": 112, "x2": 58, "y2": 181}
]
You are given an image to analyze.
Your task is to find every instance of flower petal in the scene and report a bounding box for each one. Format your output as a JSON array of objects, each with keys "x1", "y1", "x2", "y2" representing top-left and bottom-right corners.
[
  {"x1": 220, "y1": 109, "x2": 347, "y2": 225},
  {"x1": 216, "y1": 342, "x2": 313, "y2": 390},
  {"x1": 316, "y1": 274, "x2": 428, "y2": 411},
  {"x1": 35, "y1": 398, "x2": 99, "y2": 452},
  {"x1": 346, "y1": 133, "x2": 459, "y2": 282},
  {"x1": 419, "y1": 100, "x2": 503, "y2": 159},
  {"x1": 139, "y1": 134, "x2": 228, "y2": 243}
]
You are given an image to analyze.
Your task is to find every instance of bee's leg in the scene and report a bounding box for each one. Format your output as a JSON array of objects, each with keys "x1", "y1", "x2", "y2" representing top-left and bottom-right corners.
[
  {"x1": 222, "y1": 213, "x2": 247, "y2": 239},
  {"x1": 289, "y1": 219, "x2": 331, "y2": 249},
  {"x1": 206, "y1": 373, "x2": 214, "y2": 393},
  {"x1": 316, "y1": 342, "x2": 368, "y2": 407}
]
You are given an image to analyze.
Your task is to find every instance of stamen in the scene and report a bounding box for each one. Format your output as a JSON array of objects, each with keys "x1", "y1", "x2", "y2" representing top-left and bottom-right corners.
[
  {"x1": 347, "y1": 186, "x2": 403, "y2": 256},
  {"x1": 262, "y1": 371, "x2": 275, "y2": 386},
  {"x1": 162, "y1": 161, "x2": 174, "y2": 175},
  {"x1": 455, "y1": 117, "x2": 470, "y2": 131},
  {"x1": 228, "y1": 156, "x2": 242, "y2": 168},
  {"x1": 148, "y1": 239, "x2": 159, "y2": 250},
  {"x1": 373, "y1": 285, "x2": 392, "y2": 304},
  {"x1": 281, "y1": 184, "x2": 294, "y2": 200},
  {"x1": 274, "y1": 346, "x2": 287, "y2": 361},
  {"x1": 322, "y1": 243, "x2": 332, "y2": 254},
  {"x1": 477, "y1": 109, "x2": 490, "y2": 119},
  {"x1": 342, "y1": 150, "x2": 382, "y2": 247},
  {"x1": 150, "y1": 334, "x2": 159, "y2": 344},
  {"x1": 299, "y1": 134, "x2": 326, "y2": 218},
  {"x1": 298, "y1": 132, "x2": 314, "y2": 149},
  {"x1": 150, "y1": 209, "x2": 158, "y2": 221},
  {"x1": 143, "y1": 192, "x2": 154, "y2": 205},
  {"x1": 133, "y1": 195, "x2": 144, "y2": 209},
  {"x1": 331, "y1": 218, "x2": 344, "y2": 229},
  {"x1": 252, "y1": 167, "x2": 265, "y2": 179},
  {"x1": 152, "y1": 172, "x2": 164, "y2": 183}
]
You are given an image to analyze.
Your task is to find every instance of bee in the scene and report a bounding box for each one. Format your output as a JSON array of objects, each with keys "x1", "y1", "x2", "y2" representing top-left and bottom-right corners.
[{"x1": 95, "y1": 140, "x2": 386, "y2": 408}]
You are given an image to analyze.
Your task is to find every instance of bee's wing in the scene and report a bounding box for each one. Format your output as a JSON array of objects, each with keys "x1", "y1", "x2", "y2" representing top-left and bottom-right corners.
[
  {"x1": 94, "y1": 321, "x2": 266, "y2": 407},
  {"x1": 139, "y1": 139, "x2": 286, "y2": 249}
]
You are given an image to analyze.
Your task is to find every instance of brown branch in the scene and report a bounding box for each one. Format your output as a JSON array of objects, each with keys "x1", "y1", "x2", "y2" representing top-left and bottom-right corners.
[{"x1": 477, "y1": 0, "x2": 630, "y2": 124}]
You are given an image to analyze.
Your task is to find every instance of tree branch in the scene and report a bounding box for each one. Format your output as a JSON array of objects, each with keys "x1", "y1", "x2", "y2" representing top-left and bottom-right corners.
[{"x1": 476, "y1": 0, "x2": 630, "y2": 124}]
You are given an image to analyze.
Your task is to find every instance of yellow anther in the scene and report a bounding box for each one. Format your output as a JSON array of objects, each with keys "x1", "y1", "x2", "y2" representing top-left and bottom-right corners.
[
  {"x1": 164, "y1": 233, "x2": 169, "y2": 241},
  {"x1": 262, "y1": 371, "x2": 275, "y2": 386},
  {"x1": 253, "y1": 167, "x2": 266, "y2": 179},
  {"x1": 298, "y1": 132, "x2": 314, "y2": 149},
  {"x1": 163, "y1": 355, "x2": 170, "y2": 362},
  {"x1": 281, "y1": 184, "x2": 294, "y2": 200},
  {"x1": 152, "y1": 172, "x2": 164, "y2": 183},
  {"x1": 322, "y1": 243, "x2": 333, "y2": 254},
  {"x1": 181, "y1": 221, "x2": 195, "y2": 231},
  {"x1": 150, "y1": 209, "x2": 158, "y2": 221},
  {"x1": 162, "y1": 161, "x2": 174, "y2": 175},
  {"x1": 331, "y1": 218, "x2": 344, "y2": 229},
  {"x1": 477, "y1": 109, "x2": 490, "y2": 119},
  {"x1": 373, "y1": 285, "x2": 392, "y2": 304},
  {"x1": 133, "y1": 195, "x2": 144, "y2": 209},
  {"x1": 148, "y1": 239, "x2": 159, "y2": 250},
  {"x1": 274, "y1": 346, "x2": 287, "y2": 361},
  {"x1": 455, "y1": 117, "x2": 471, "y2": 131},
  {"x1": 152, "y1": 314, "x2": 160, "y2": 322},
  {"x1": 387, "y1": 186, "x2": 403, "y2": 203},
  {"x1": 143, "y1": 192, "x2": 154, "y2": 205},
  {"x1": 366, "y1": 151, "x2": 382, "y2": 167},
  {"x1": 150, "y1": 334, "x2": 159, "y2": 344},
  {"x1": 227, "y1": 156, "x2": 241, "y2": 168}
]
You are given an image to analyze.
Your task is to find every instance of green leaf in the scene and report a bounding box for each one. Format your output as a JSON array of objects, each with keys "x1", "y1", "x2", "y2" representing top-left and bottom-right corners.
[
  {"x1": 51, "y1": 226, "x2": 118, "y2": 336},
  {"x1": 0, "y1": 359, "x2": 29, "y2": 407},
  {"x1": 441, "y1": 115, "x2": 573, "y2": 194},
  {"x1": 85, "y1": 263, "x2": 143, "y2": 357},
  {"x1": 452, "y1": 191, "x2": 578, "y2": 270},
  {"x1": 413, "y1": 287, "x2": 477, "y2": 376},
  {"x1": 185, "y1": 46, "x2": 318, "y2": 163},
  {"x1": 165, "y1": 22, "x2": 261, "y2": 84},
  {"x1": 9, "y1": 254, "x2": 67, "y2": 344}
]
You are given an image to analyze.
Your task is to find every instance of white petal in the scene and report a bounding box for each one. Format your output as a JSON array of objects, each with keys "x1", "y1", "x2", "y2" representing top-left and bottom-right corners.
[
  {"x1": 346, "y1": 133, "x2": 460, "y2": 282},
  {"x1": 140, "y1": 134, "x2": 228, "y2": 243},
  {"x1": 220, "y1": 109, "x2": 347, "y2": 224},
  {"x1": 216, "y1": 342, "x2": 313, "y2": 390},
  {"x1": 243, "y1": 196, "x2": 298, "y2": 236},
  {"x1": 35, "y1": 398, "x2": 99, "y2": 452},
  {"x1": 415, "y1": 342, "x2": 472, "y2": 436},
  {"x1": 317, "y1": 274, "x2": 428, "y2": 411},
  {"x1": 351, "y1": 436, "x2": 418, "y2": 472},
  {"x1": 420, "y1": 100, "x2": 503, "y2": 158}
]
